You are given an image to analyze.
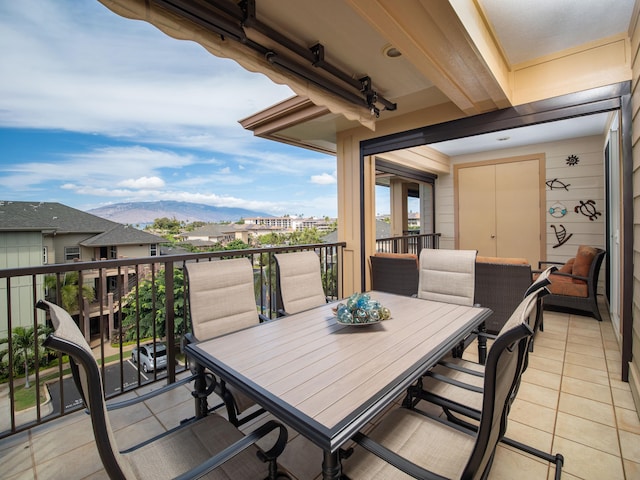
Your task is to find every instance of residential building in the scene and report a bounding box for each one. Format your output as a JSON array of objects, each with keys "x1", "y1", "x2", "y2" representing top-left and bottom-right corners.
[
  {"x1": 244, "y1": 216, "x2": 336, "y2": 232},
  {"x1": 0, "y1": 201, "x2": 165, "y2": 337}
]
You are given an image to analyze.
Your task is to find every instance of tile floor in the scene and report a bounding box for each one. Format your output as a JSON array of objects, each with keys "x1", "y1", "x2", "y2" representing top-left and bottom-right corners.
[{"x1": 1, "y1": 306, "x2": 638, "y2": 479}]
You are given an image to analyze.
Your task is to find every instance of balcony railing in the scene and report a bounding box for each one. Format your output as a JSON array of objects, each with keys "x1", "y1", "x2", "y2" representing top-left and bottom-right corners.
[
  {"x1": 0, "y1": 242, "x2": 345, "y2": 439},
  {"x1": 375, "y1": 232, "x2": 440, "y2": 256}
]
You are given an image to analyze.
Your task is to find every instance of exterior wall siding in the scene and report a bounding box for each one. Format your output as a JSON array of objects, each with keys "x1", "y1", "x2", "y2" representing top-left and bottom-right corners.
[
  {"x1": 629, "y1": 1, "x2": 640, "y2": 416},
  {"x1": 0, "y1": 232, "x2": 45, "y2": 337}
]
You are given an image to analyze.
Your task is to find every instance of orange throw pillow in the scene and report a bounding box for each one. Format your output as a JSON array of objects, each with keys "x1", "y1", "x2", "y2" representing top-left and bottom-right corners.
[
  {"x1": 572, "y1": 245, "x2": 597, "y2": 283},
  {"x1": 558, "y1": 257, "x2": 574, "y2": 274}
]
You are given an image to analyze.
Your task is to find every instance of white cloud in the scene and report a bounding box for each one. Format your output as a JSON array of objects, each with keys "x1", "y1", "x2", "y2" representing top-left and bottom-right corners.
[
  {"x1": 0, "y1": 1, "x2": 293, "y2": 140},
  {"x1": 310, "y1": 172, "x2": 337, "y2": 185},
  {"x1": 118, "y1": 176, "x2": 165, "y2": 189}
]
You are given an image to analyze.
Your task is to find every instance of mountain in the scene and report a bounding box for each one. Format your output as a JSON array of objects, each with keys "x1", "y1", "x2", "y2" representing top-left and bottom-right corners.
[{"x1": 87, "y1": 201, "x2": 272, "y2": 225}]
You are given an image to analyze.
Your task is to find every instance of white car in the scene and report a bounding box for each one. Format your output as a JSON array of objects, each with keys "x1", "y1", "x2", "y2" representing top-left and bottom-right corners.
[{"x1": 131, "y1": 342, "x2": 167, "y2": 373}]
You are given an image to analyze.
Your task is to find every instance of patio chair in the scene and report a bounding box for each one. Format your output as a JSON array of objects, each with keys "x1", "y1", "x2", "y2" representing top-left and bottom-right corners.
[
  {"x1": 535, "y1": 245, "x2": 606, "y2": 321},
  {"x1": 369, "y1": 253, "x2": 419, "y2": 296},
  {"x1": 184, "y1": 258, "x2": 268, "y2": 426},
  {"x1": 37, "y1": 299, "x2": 289, "y2": 480},
  {"x1": 403, "y1": 284, "x2": 564, "y2": 479},
  {"x1": 417, "y1": 248, "x2": 477, "y2": 306},
  {"x1": 274, "y1": 251, "x2": 327, "y2": 315},
  {"x1": 341, "y1": 284, "x2": 539, "y2": 479}
]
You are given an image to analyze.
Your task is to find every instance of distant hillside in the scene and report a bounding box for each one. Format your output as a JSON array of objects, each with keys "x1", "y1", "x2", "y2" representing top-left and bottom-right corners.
[{"x1": 87, "y1": 201, "x2": 272, "y2": 225}]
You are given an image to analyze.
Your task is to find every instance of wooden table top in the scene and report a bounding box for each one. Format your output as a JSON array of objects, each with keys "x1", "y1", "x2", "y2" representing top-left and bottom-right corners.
[{"x1": 186, "y1": 291, "x2": 491, "y2": 452}]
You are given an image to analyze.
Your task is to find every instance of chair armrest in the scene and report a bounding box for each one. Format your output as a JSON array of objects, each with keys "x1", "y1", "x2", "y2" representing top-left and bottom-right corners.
[
  {"x1": 106, "y1": 374, "x2": 197, "y2": 411},
  {"x1": 550, "y1": 271, "x2": 589, "y2": 282},
  {"x1": 538, "y1": 260, "x2": 564, "y2": 268},
  {"x1": 175, "y1": 419, "x2": 288, "y2": 480}
]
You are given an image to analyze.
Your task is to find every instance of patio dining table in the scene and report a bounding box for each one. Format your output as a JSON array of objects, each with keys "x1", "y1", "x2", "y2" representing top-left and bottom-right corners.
[{"x1": 184, "y1": 290, "x2": 491, "y2": 480}]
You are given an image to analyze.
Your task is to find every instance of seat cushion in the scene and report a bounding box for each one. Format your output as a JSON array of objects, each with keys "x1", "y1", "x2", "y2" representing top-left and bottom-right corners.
[
  {"x1": 558, "y1": 257, "x2": 575, "y2": 274},
  {"x1": 125, "y1": 413, "x2": 268, "y2": 479},
  {"x1": 476, "y1": 256, "x2": 529, "y2": 265},
  {"x1": 547, "y1": 275, "x2": 588, "y2": 297},
  {"x1": 342, "y1": 409, "x2": 474, "y2": 479},
  {"x1": 374, "y1": 252, "x2": 419, "y2": 267}
]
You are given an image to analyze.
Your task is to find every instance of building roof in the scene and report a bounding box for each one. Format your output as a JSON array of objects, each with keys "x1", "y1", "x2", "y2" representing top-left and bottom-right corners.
[{"x1": 0, "y1": 201, "x2": 165, "y2": 245}]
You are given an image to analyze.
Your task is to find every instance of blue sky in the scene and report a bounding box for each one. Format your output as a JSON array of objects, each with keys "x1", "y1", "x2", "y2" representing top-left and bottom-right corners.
[{"x1": 0, "y1": 0, "x2": 350, "y2": 219}]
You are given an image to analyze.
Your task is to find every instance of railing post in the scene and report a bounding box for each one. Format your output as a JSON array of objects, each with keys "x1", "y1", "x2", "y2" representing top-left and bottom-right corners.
[{"x1": 164, "y1": 261, "x2": 176, "y2": 384}]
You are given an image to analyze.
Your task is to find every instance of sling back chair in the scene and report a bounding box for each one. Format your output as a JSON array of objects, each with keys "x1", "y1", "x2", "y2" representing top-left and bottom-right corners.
[
  {"x1": 369, "y1": 253, "x2": 419, "y2": 297},
  {"x1": 417, "y1": 248, "x2": 478, "y2": 359},
  {"x1": 341, "y1": 285, "x2": 537, "y2": 479},
  {"x1": 274, "y1": 251, "x2": 327, "y2": 315},
  {"x1": 38, "y1": 299, "x2": 289, "y2": 480},
  {"x1": 184, "y1": 257, "x2": 268, "y2": 426},
  {"x1": 404, "y1": 281, "x2": 564, "y2": 479},
  {"x1": 417, "y1": 248, "x2": 477, "y2": 306}
]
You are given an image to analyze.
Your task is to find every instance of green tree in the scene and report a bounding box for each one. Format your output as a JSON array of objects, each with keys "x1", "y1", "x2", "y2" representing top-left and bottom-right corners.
[
  {"x1": 224, "y1": 239, "x2": 251, "y2": 250},
  {"x1": 0, "y1": 325, "x2": 51, "y2": 388},
  {"x1": 289, "y1": 227, "x2": 323, "y2": 245},
  {"x1": 121, "y1": 268, "x2": 186, "y2": 342},
  {"x1": 44, "y1": 272, "x2": 96, "y2": 313}
]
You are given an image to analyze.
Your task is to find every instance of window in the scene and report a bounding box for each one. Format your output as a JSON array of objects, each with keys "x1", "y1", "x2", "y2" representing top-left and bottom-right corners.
[
  {"x1": 109, "y1": 245, "x2": 117, "y2": 259},
  {"x1": 43, "y1": 246, "x2": 48, "y2": 264},
  {"x1": 150, "y1": 244, "x2": 158, "y2": 256},
  {"x1": 64, "y1": 246, "x2": 80, "y2": 262}
]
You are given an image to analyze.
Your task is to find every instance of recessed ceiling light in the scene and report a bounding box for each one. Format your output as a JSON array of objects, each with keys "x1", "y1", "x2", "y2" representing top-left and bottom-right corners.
[{"x1": 382, "y1": 44, "x2": 402, "y2": 58}]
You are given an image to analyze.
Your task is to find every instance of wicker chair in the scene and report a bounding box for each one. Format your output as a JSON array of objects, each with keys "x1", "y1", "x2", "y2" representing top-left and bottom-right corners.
[
  {"x1": 37, "y1": 299, "x2": 289, "y2": 480},
  {"x1": 536, "y1": 245, "x2": 606, "y2": 321},
  {"x1": 474, "y1": 256, "x2": 533, "y2": 334},
  {"x1": 369, "y1": 253, "x2": 419, "y2": 296}
]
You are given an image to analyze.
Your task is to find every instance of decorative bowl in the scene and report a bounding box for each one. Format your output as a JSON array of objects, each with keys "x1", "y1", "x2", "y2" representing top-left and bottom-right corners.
[{"x1": 333, "y1": 293, "x2": 391, "y2": 326}]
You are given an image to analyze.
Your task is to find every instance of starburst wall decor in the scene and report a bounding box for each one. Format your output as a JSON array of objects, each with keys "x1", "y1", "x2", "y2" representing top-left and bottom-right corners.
[{"x1": 566, "y1": 154, "x2": 580, "y2": 166}]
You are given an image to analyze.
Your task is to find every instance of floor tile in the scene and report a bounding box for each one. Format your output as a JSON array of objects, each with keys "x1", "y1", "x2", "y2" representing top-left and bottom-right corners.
[
  {"x1": 554, "y1": 411, "x2": 620, "y2": 456},
  {"x1": 562, "y1": 362, "x2": 610, "y2": 386},
  {"x1": 612, "y1": 387, "x2": 636, "y2": 410},
  {"x1": 529, "y1": 345, "x2": 565, "y2": 362},
  {"x1": 518, "y1": 382, "x2": 560, "y2": 409},
  {"x1": 618, "y1": 429, "x2": 640, "y2": 463},
  {"x1": 558, "y1": 392, "x2": 615, "y2": 427},
  {"x1": 565, "y1": 341, "x2": 605, "y2": 358},
  {"x1": 504, "y1": 419, "x2": 553, "y2": 453},
  {"x1": 509, "y1": 398, "x2": 557, "y2": 433},
  {"x1": 526, "y1": 355, "x2": 564, "y2": 375},
  {"x1": 564, "y1": 351, "x2": 608, "y2": 371},
  {"x1": 520, "y1": 367, "x2": 561, "y2": 391},
  {"x1": 615, "y1": 406, "x2": 640, "y2": 434},
  {"x1": 488, "y1": 445, "x2": 549, "y2": 480},
  {"x1": 552, "y1": 436, "x2": 625, "y2": 479},
  {"x1": 623, "y1": 459, "x2": 640, "y2": 479},
  {"x1": 561, "y1": 376, "x2": 612, "y2": 404}
]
